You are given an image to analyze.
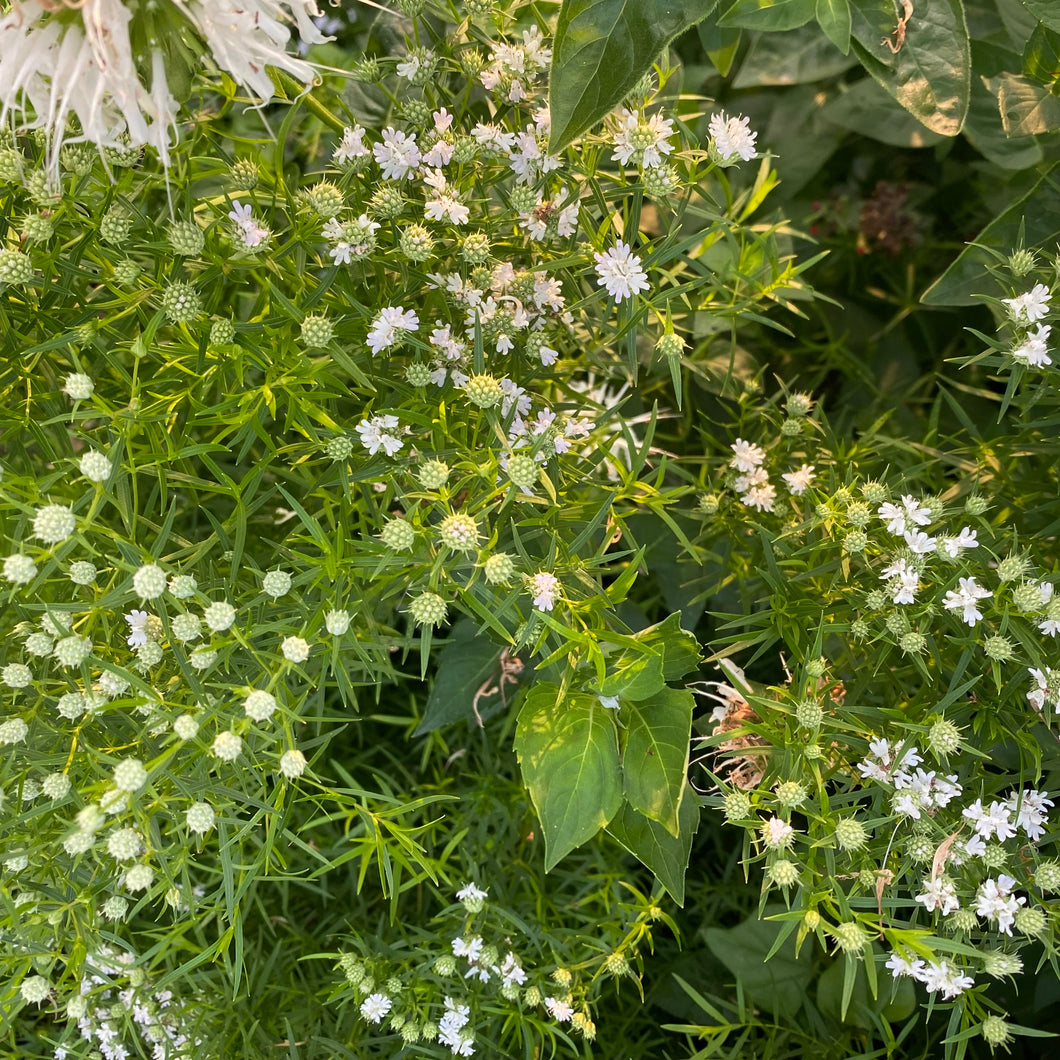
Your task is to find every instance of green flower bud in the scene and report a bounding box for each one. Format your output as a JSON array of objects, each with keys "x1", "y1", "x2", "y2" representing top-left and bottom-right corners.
[
  {"x1": 380, "y1": 517, "x2": 416, "y2": 552},
  {"x1": 408, "y1": 591, "x2": 448, "y2": 627},
  {"x1": 169, "y1": 220, "x2": 205, "y2": 256},
  {"x1": 507, "y1": 453, "x2": 540, "y2": 491}
]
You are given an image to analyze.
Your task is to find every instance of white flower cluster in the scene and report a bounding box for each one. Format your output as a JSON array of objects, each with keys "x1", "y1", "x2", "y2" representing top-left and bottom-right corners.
[
  {"x1": 728, "y1": 437, "x2": 815, "y2": 513},
  {"x1": 346, "y1": 882, "x2": 596, "y2": 1054},
  {"x1": 1002, "y1": 282, "x2": 1051, "y2": 367},
  {"x1": 56, "y1": 946, "x2": 205, "y2": 1060}
]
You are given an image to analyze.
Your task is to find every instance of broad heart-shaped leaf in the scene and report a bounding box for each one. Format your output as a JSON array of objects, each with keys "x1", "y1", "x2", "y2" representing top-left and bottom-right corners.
[
  {"x1": 922, "y1": 163, "x2": 1060, "y2": 306},
  {"x1": 1023, "y1": 22, "x2": 1060, "y2": 88},
  {"x1": 963, "y1": 62, "x2": 1042, "y2": 171},
  {"x1": 597, "y1": 647, "x2": 665, "y2": 701},
  {"x1": 514, "y1": 684, "x2": 622, "y2": 870},
  {"x1": 629, "y1": 612, "x2": 701, "y2": 681},
  {"x1": 718, "y1": 0, "x2": 817, "y2": 31},
  {"x1": 702, "y1": 910, "x2": 815, "y2": 1019},
  {"x1": 1021, "y1": 0, "x2": 1060, "y2": 33},
  {"x1": 548, "y1": 0, "x2": 718, "y2": 153},
  {"x1": 415, "y1": 620, "x2": 525, "y2": 734},
  {"x1": 697, "y1": 19, "x2": 742, "y2": 77},
  {"x1": 989, "y1": 70, "x2": 1060, "y2": 134},
  {"x1": 621, "y1": 686, "x2": 693, "y2": 835},
  {"x1": 816, "y1": 0, "x2": 852, "y2": 54},
  {"x1": 732, "y1": 21, "x2": 858, "y2": 87},
  {"x1": 821, "y1": 77, "x2": 946, "y2": 146},
  {"x1": 606, "y1": 785, "x2": 699, "y2": 905},
  {"x1": 849, "y1": 0, "x2": 971, "y2": 136}
]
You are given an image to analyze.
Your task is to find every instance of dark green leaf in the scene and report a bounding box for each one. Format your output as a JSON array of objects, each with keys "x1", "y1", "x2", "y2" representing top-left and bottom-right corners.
[
  {"x1": 1023, "y1": 22, "x2": 1060, "y2": 87},
  {"x1": 816, "y1": 0, "x2": 852, "y2": 53},
  {"x1": 631, "y1": 612, "x2": 702, "y2": 681},
  {"x1": 697, "y1": 19, "x2": 743, "y2": 76},
  {"x1": 963, "y1": 68, "x2": 1043, "y2": 170},
  {"x1": 514, "y1": 684, "x2": 623, "y2": 870},
  {"x1": 621, "y1": 687, "x2": 693, "y2": 834},
  {"x1": 598, "y1": 648, "x2": 665, "y2": 701},
  {"x1": 850, "y1": 0, "x2": 971, "y2": 135},
  {"x1": 415, "y1": 620, "x2": 526, "y2": 734},
  {"x1": 986, "y1": 70, "x2": 1060, "y2": 134},
  {"x1": 549, "y1": 0, "x2": 718, "y2": 152},
  {"x1": 923, "y1": 164, "x2": 1060, "y2": 306},
  {"x1": 732, "y1": 22, "x2": 858, "y2": 86},
  {"x1": 606, "y1": 786, "x2": 700, "y2": 904},
  {"x1": 821, "y1": 77, "x2": 946, "y2": 146},
  {"x1": 1021, "y1": 0, "x2": 1060, "y2": 33},
  {"x1": 702, "y1": 911, "x2": 815, "y2": 1018},
  {"x1": 719, "y1": 0, "x2": 817, "y2": 31}
]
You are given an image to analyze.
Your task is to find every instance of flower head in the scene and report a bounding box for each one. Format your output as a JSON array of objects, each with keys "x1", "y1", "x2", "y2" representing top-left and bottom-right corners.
[
  {"x1": 708, "y1": 111, "x2": 757, "y2": 163},
  {"x1": 593, "y1": 241, "x2": 649, "y2": 303}
]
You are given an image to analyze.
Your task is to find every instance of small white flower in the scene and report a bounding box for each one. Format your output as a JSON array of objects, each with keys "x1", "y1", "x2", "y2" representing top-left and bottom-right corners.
[
  {"x1": 942, "y1": 576, "x2": 992, "y2": 627},
  {"x1": 915, "y1": 877, "x2": 959, "y2": 915},
  {"x1": 545, "y1": 996, "x2": 573, "y2": 1022},
  {"x1": 530, "y1": 571, "x2": 561, "y2": 611},
  {"x1": 593, "y1": 241, "x2": 649, "y2": 303},
  {"x1": 281, "y1": 636, "x2": 311, "y2": 663},
  {"x1": 125, "y1": 610, "x2": 149, "y2": 648},
  {"x1": 729, "y1": 438, "x2": 766, "y2": 472},
  {"x1": 781, "y1": 464, "x2": 815, "y2": 496},
  {"x1": 333, "y1": 124, "x2": 370, "y2": 165},
  {"x1": 373, "y1": 127, "x2": 421, "y2": 180},
  {"x1": 228, "y1": 200, "x2": 270, "y2": 249},
  {"x1": 1011, "y1": 323, "x2": 1052, "y2": 367},
  {"x1": 939, "y1": 526, "x2": 978, "y2": 557},
  {"x1": 761, "y1": 816, "x2": 794, "y2": 847},
  {"x1": 708, "y1": 111, "x2": 757, "y2": 162},
  {"x1": 367, "y1": 306, "x2": 419, "y2": 354},
  {"x1": 1002, "y1": 283, "x2": 1051, "y2": 323},
  {"x1": 610, "y1": 108, "x2": 675, "y2": 169},
  {"x1": 359, "y1": 992, "x2": 391, "y2": 1023},
  {"x1": 903, "y1": 529, "x2": 936, "y2": 554},
  {"x1": 185, "y1": 801, "x2": 216, "y2": 835},
  {"x1": 279, "y1": 748, "x2": 307, "y2": 778},
  {"x1": 244, "y1": 690, "x2": 278, "y2": 722},
  {"x1": 79, "y1": 451, "x2": 111, "y2": 482},
  {"x1": 32, "y1": 504, "x2": 76, "y2": 545},
  {"x1": 211, "y1": 731, "x2": 243, "y2": 762},
  {"x1": 325, "y1": 609, "x2": 351, "y2": 635},
  {"x1": 63, "y1": 373, "x2": 94, "y2": 401},
  {"x1": 356, "y1": 414, "x2": 403, "y2": 457}
]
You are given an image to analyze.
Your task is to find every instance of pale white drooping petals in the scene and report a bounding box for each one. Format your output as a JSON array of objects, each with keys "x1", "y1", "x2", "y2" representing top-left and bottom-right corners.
[{"x1": 0, "y1": 0, "x2": 329, "y2": 170}]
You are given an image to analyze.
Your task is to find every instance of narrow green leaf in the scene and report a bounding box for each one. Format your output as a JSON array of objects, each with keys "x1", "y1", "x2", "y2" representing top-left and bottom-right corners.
[
  {"x1": 816, "y1": 0, "x2": 852, "y2": 53},
  {"x1": 514, "y1": 684, "x2": 623, "y2": 870},
  {"x1": 548, "y1": 0, "x2": 718, "y2": 153},
  {"x1": 605, "y1": 786, "x2": 699, "y2": 905},
  {"x1": 621, "y1": 687, "x2": 693, "y2": 834}
]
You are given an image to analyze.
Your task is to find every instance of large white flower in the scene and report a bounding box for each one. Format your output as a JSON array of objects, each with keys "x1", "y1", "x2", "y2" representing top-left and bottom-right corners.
[{"x1": 0, "y1": 0, "x2": 327, "y2": 167}]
